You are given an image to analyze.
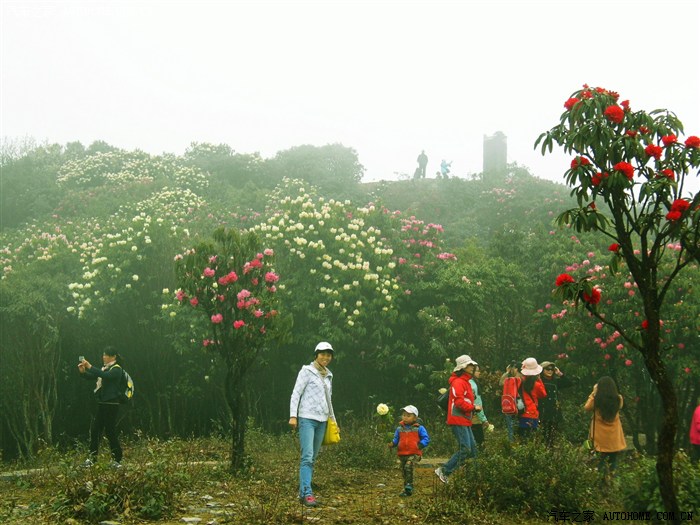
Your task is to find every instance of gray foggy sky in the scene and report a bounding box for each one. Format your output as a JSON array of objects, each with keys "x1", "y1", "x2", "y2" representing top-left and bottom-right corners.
[{"x1": 2, "y1": 0, "x2": 699, "y2": 193}]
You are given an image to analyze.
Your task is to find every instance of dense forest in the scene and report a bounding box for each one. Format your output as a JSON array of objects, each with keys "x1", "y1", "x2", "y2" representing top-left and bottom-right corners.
[{"x1": 1, "y1": 139, "x2": 698, "y2": 463}]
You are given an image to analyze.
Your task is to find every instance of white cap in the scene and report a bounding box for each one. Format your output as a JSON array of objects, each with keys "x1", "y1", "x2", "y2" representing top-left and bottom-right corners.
[
  {"x1": 314, "y1": 341, "x2": 334, "y2": 353},
  {"x1": 401, "y1": 405, "x2": 419, "y2": 416},
  {"x1": 453, "y1": 354, "x2": 478, "y2": 372}
]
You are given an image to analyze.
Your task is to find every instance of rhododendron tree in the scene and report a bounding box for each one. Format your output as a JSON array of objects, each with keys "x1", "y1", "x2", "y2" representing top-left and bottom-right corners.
[
  {"x1": 537, "y1": 85, "x2": 699, "y2": 518},
  {"x1": 175, "y1": 227, "x2": 288, "y2": 472}
]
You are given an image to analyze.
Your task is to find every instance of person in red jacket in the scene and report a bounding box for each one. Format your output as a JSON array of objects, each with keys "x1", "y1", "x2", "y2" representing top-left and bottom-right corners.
[
  {"x1": 388, "y1": 405, "x2": 430, "y2": 497},
  {"x1": 435, "y1": 354, "x2": 478, "y2": 483},
  {"x1": 518, "y1": 357, "x2": 548, "y2": 440},
  {"x1": 690, "y1": 396, "x2": 700, "y2": 463}
]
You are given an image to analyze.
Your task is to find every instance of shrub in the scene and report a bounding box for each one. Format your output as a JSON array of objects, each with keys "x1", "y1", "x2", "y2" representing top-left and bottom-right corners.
[
  {"x1": 617, "y1": 451, "x2": 700, "y2": 512},
  {"x1": 439, "y1": 439, "x2": 603, "y2": 517},
  {"x1": 51, "y1": 439, "x2": 196, "y2": 522}
]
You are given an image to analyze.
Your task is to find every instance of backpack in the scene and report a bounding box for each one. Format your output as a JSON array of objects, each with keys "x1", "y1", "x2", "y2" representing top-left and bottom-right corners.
[
  {"x1": 501, "y1": 376, "x2": 520, "y2": 415},
  {"x1": 114, "y1": 364, "x2": 134, "y2": 404}
]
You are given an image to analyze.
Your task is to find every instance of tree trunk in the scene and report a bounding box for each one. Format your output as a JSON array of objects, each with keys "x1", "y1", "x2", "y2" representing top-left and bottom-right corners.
[
  {"x1": 224, "y1": 364, "x2": 247, "y2": 473},
  {"x1": 644, "y1": 348, "x2": 680, "y2": 522}
]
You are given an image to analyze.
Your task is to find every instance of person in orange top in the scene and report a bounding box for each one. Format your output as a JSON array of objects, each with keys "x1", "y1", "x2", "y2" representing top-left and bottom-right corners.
[
  {"x1": 388, "y1": 405, "x2": 430, "y2": 497},
  {"x1": 584, "y1": 376, "x2": 626, "y2": 478},
  {"x1": 517, "y1": 357, "x2": 548, "y2": 440}
]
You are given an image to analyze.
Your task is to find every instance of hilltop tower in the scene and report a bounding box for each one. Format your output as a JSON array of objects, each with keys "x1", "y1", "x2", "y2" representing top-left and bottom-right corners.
[{"x1": 483, "y1": 131, "x2": 507, "y2": 176}]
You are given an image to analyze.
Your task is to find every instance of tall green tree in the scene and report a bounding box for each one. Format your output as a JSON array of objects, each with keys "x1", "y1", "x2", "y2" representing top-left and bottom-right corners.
[{"x1": 537, "y1": 85, "x2": 699, "y2": 520}]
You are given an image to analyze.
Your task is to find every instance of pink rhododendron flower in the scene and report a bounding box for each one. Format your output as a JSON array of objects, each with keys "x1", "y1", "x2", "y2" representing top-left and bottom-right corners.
[
  {"x1": 233, "y1": 320, "x2": 245, "y2": 329},
  {"x1": 678, "y1": 343, "x2": 685, "y2": 350},
  {"x1": 190, "y1": 297, "x2": 199, "y2": 306},
  {"x1": 684, "y1": 367, "x2": 691, "y2": 374},
  {"x1": 254, "y1": 309, "x2": 263, "y2": 318},
  {"x1": 209, "y1": 255, "x2": 218, "y2": 263},
  {"x1": 264, "y1": 248, "x2": 274, "y2": 256},
  {"x1": 237, "y1": 289, "x2": 251, "y2": 300},
  {"x1": 596, "y1": 323, "x2": 603, "y2": 330},
  {"x1": 264, "y1": 272, "x2": 280, "y2": 283},
  {"x1": 604, "y1": 353, "x2": 611, "y2": 360},
  {"x1": 625, "y1": 359, "x2": 633, "y2": 366},
  {"x1": 211, "y1": 313, "x2": 223, "y2": 324},
  {"x1": 203, "y1": 267, "x2": 216, "y2": 278},
  {"x1": 176, "y1": 290, "x2": 186, "y2": 301},
  {"x1": 552, "y1": 334, "x2": 559, "y2": 342}
]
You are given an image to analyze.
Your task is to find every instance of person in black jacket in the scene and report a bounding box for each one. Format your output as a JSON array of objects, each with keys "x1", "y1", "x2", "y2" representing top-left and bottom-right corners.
[
  {"x1": 78, "y1": 346, "x2": 124, "y2": 467},
  {"x1": 538, "y1": 361, "x2": 573, "y2": 447}
]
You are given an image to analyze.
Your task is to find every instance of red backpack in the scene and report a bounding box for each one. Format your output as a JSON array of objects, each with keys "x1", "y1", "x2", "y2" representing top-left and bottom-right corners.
[{"x1": 501, "y1": 376, "x2": 521, "y2": 415}]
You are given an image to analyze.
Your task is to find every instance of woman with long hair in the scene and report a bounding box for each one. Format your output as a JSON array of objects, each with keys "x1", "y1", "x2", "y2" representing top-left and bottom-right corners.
[{"x1": 584, "y1": 376, "x2": 626, "y2": 479}]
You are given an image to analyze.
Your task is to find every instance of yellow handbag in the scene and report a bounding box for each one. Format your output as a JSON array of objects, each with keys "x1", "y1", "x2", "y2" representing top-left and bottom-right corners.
[
  {"x1": 321, "y1": 380, "x2": 340, "y2": 445},
  {"x1": 323, "y1": 417, "x2": 341, "y2": 445}
]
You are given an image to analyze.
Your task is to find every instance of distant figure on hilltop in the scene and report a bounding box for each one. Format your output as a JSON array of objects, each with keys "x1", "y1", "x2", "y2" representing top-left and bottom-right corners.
[
  {"x1": 415, "y1": 150, "x2": 428, "y2": 179},
  {"x1": 440, "y1": 159, "x2": 451, "y2": 179}
]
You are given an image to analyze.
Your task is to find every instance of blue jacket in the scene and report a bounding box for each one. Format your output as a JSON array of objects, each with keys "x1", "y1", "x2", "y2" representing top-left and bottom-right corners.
[{"x1": 392, "y1": 420, "x2": 430, "y2": 456}]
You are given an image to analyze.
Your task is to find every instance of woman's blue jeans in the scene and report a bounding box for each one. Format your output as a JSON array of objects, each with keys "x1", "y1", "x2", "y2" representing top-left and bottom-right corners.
[
  {"x1": 443, "y1": 424, "x2": 477, "y2": 476},
  {"x1": 298, "y1": 417, "x2": 327, "y2": 498}
]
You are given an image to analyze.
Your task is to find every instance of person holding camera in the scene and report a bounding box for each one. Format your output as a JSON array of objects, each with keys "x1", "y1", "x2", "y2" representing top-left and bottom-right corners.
[
  {"x1": 539, "y1": 361, "x2": 573, "y2": 447},
  {"x1": 78, "y1": 346, "x2": 124, "y2": 468}
]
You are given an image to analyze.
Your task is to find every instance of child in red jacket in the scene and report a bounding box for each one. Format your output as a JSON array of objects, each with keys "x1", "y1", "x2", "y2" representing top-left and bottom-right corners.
[{"x1": 388, "y1": 405, "x2": 430, "y2": 497}]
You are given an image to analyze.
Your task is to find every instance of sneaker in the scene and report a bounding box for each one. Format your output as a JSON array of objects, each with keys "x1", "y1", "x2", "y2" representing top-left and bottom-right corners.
[
  {"x1": 399, "y1": 488, "x2": 413, "y2": 497},
  {"x1": 435, "y1": 467, "x2": 449, "y2": 484},
  {"x1": 300, "y1": 495, "x2": 318, "y2": 507},
  {"x1": 110, "y1": 461, "x2": 122, "y2": 469},
  {"x1": 79, "y1": 458, "x2": 94, "y2": 468}
]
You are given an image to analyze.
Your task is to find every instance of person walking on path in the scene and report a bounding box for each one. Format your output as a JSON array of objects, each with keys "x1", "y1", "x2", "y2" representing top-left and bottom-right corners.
[
  {"x1": 388, "y1": 405, "x2": 430, "y2": 497},
  {"x1": 584, "y1": 376, "x2": 626, "y2": 480},
  {"x1": 289, "y1": 341, "x2": 336, "y2": 507},
  {"x1": 78, "y1": 346, "x2": 124, "y2": 468},
  {"x1": 435, "y1": 354, "x2": 478, "y2": 484}
]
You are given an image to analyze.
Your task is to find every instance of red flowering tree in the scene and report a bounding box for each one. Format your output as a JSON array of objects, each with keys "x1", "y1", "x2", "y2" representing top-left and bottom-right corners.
[
  {"x1": 175, "y1": 227, "x2": 288, "y2": 472},
  {"x1": 537, "y1": 85, "x2": 699, "y2": 518}
]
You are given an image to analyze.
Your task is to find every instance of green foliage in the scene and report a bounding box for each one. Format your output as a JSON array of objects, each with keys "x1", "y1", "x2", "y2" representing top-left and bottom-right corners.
[
  {"x1": 51, "y1": 446, "x2": 195, "y2": 521},
  {"x1": 444, "y1": 439, "x2": 603, "y2": 516},
  {"x1": 617, "y1": 452, "x2": 700, "y2": 512}
]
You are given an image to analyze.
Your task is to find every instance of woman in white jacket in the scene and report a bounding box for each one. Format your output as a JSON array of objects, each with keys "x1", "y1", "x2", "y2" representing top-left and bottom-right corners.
[{"x1": 289, "y1": 341, "x2": 335, "y2": 507}]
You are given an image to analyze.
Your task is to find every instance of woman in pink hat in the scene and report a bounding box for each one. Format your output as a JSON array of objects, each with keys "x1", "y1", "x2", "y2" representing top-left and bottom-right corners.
[{"x1": 518, "y1": 357, "x2": 547, "y2": 440}]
